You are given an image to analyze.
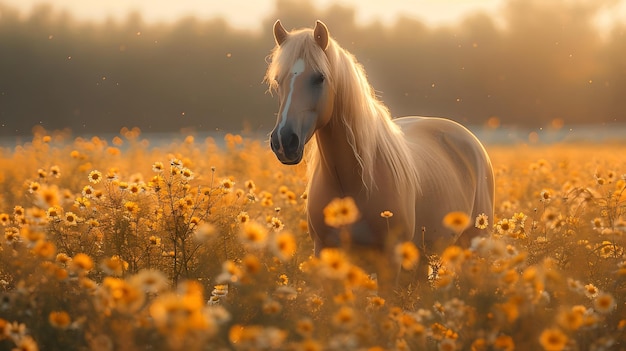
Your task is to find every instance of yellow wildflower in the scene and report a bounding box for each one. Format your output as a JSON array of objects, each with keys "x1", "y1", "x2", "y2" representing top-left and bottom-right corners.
[
  {"x1": 88, "y1": 170, "x2": 103, "y2": 184},
  {"x1": 395, "y1": 241, "x2": 420, "y2": 270},
  {"x1": 211, "y1": 284, "x2": 229, "y2": 297},
  {"x1": 512, "y1": 212, "x2": 527, "y2": 227},
  {"x1": 123, "y1": 201, "x2": 139, "y2": 216},
  {"x1": 152, "y1": 161, "x2": 164, "y2": 172},
  {"x1": 128, "y1": 183, "x2": 142, "y2": 194},
  {"x1": 180, "y1": 168, "x2": 194, "y2": 181},
  {"x1": 306, "y1": 294, "x2": 324, "y2": 312},
  {"x1": 285, "y1": 190, "x2": 297, "y2": 204},
  {"x1": 242, "y1": 254, "x2": 261, "y2": 274},
  {"x1": 13, "y1": 335, "x2": 39, "y2": 351},
  {"x1": 151, "y1": 292, "x2": 216, "y2": 337},
  {"x1": 295, "y1": 318, "x2": 314, "y2": 337},
  {"x1": 495, "y1": 218, "x2": 516, "y2": 236},
  {"x1": 56, "y1": 253, "x2": 71, "y2": 264},
  {"x1": 268, "y1": 216, "x2": 284, "y2": 231},
  {"x1": 49, "y1": 165, "x2": 61, "y2": 178},
  {"x1": 62, "y1": 211, "x2": 79, "y2": 226},
  {"x1": 106, "y1": 168, "x2": 119, "y2": 180},
  {"x1": 323, "y1": 196, "x2": 359, "y2": 228},
  {"x1": 239, "y1": 221, "x2": 268, "y2": 249},
  {"x1": 220, "y1": 178, "x2": 235, "y2": 192},
  {"x1": 474, "y1": 213, "x2": 489, "y2": 229},
  {"x1": 74, "y1": 196, "x2": 90, "y2": 209},
  {"x1": 557, "y1": 307, "x2": 583, "y2": 331},
  {"x1": 442, "y1": 211, "x2": 470, "y2": 234},
  {"x1": 538, "y1": 328, "x2": 568, "y2": 351},
  {"x1": 471, "y1": 338, "x2": 488, "y2": 351},
  {"x1": 236, "y1": 211, "x2": 250, "y2": 224},
  {"x1": 101, "y1": 277, "x2": 145, "y2": 314},
  {"x1": 129, "y1": 269, "x2": 169, "y2": 294},
  {"x1": 278, "y1": 185, "x2": 289, "y2": 197},
  {"x1": 344, "y1": 265, "x2": 369, "y2": 288},
  {"x1": 13, "y1": 205, "x2": 25, "y2": 218},
  {"x1": 28, "y1": 181, "x2": 41, "y2": 193},
  {"x1": 194, "y1": 222, "x2": 217, "y2": 243},
  {"x1": 380, "y1": 210, "x2": 393, "y2": 218},
  {"x1": 227, "y1": 325, "x2": 284, "y2": 350},
  {"x1": 217, "y1": 260, "x2": 243, "y2": 283},
  {"x1": 367, "y1": 296, "x2": 386, "y2": 311},
  {"x1": 262, "y1": 299, "x2": 282, "y2": 315},
  {"x1": 49, "y1": 311, "x2": 71, "y2": 329},
  {"x1": 38, "y1": 185, "x2": 61, "y2": 207},
  {"x1": 441, "y1": 245, "x2": 465, "y2": 270},
  {"x1": 332, "y1": 306, "x2": 355, "y2": 329},
  {"x1": 433, "y1": 267, "x2": 455, "y2": 289},
  {"x1": 0, "y1": 213, "x2": 10, "y2": 226},
  {"x1": 498, "y1": 296, "x2": 523, "y2": 323},
  {"x1": 33, "y1": 240, "x2": 56, "y2": 260},
  {"x1": 70, "y1": 253, "x2": 94, "y2": 272},
  {"x1": 100, "y1": 256, "x2": 129, "y2": 276},
  {"x1": 594, "y1": 292, "x2": 616, "y2": 314},
  {"x1": 583, "y1": 283, "x2": 599, "y2": 299},
  {"x1": 189, "y1": 216, "x2": 201, "y2": 226},
  {"x1": 271, "y1": 231, "x2": 297, "y2": 261},
  {"x1": 439, "y1": 338, "x2": 456, "y2": 351},
  {"x1": 244, "y1": 180, "x2": 256, "y2": 192},
  {"x1": 540, "y1": 189, "x2": 552, "y2": 203},
  {"x1": 319, "y1": 248, "x2": 351, "y2": 280},
  {"x1": 493, "y1": 335, "x2": 515, "y2": 351},
  {"x1": 4, "y1": 228, "x2": 19, "y2": 243}
]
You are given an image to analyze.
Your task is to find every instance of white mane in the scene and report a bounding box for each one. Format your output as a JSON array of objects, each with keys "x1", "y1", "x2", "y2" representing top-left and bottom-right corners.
[{"x1": 265, "y1": 28, "x2": 421, "y2": 196}]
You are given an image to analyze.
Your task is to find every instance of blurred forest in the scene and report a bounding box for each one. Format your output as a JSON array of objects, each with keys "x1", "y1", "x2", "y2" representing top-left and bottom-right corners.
[{"x1": 0, "y1": 0, "x2": 624, "y2": 137}]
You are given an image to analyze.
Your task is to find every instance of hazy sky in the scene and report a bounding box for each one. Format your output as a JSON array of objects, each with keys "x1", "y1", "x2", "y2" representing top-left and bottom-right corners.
[
  {"x1": 0, "y1": 0, "x2": 516, "y2": 29},
  {"x1": 5, "y1": 0, "x2": 625, "y2": 34}
]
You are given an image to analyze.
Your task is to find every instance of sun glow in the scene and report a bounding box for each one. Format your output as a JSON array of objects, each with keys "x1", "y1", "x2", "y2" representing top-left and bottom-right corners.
[{"x1": 5, "y1": 0, "x2": 505, "y2": 30}]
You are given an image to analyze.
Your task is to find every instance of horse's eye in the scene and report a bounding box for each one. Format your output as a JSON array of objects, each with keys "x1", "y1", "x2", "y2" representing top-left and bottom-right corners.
[{"x1": 312, "y1": 74, "x2": 325, "y2": 85}]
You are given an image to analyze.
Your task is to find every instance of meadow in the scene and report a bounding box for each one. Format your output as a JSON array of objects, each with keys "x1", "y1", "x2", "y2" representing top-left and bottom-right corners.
[{"x1": 0, "y1": 126, "x2": 624, "y2": 351}]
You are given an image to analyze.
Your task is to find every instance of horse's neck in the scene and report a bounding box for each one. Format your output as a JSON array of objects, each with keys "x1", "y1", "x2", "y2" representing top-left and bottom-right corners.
[{"x1": 315, "y1": 117, "x2": 364, "y2": 195}]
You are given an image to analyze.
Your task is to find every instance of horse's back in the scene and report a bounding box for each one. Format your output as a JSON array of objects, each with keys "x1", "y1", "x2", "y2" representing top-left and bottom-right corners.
[{"x1": 394, "y1": 116, "x2": 494, "y2": 251}]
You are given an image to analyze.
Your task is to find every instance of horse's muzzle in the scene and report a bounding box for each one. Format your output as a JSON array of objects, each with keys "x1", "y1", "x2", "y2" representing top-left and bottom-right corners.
[{"x1": 270, "y1": 130, "x2": 303, "y2": 165}]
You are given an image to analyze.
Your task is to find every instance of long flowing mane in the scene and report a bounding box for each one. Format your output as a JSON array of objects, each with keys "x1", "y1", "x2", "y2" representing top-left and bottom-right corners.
[{"x1": 265, "y1": 28, "x2": 421, "y2": 196}]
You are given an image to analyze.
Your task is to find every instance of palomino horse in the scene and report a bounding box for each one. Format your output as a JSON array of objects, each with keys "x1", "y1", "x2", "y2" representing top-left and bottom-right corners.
[{"x1": 266, "y1": 20, "x2": 494, "y2": 283}]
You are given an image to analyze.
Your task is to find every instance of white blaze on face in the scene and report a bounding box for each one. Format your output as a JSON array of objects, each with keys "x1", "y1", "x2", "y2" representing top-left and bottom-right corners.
[{"x1": 277, "y1": 58, "x2": 306, "y2": 151}]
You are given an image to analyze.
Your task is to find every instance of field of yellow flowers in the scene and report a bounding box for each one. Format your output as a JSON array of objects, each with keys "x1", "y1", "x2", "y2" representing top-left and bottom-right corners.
[{"x1": 0, "y1": 126, "x2": 624, "y2": 351}]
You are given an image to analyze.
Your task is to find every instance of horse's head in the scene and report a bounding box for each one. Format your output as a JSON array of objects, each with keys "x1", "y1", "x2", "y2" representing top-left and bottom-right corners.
[{"x1": 267, "y1": 20, "x2": 335, "y2": 165}]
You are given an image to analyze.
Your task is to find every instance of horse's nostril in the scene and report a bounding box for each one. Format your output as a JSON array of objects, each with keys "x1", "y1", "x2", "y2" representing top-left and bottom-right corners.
[
  {"x1": 286, "y1": 133, "x2": 299, "y2": 151},
  {"x1": 270, "y1": 131, "x2": 299, "y2": 156}
]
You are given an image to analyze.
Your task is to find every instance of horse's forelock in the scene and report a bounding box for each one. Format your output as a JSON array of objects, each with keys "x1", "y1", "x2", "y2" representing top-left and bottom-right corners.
[{"x1": 265, "y1": 29, "x2": 333, "y2": 92}]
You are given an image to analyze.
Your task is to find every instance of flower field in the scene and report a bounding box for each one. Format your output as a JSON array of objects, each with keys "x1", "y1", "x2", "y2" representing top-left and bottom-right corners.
[{"x1": 0, "y1": 126, "x2": 624, "y2": 351}]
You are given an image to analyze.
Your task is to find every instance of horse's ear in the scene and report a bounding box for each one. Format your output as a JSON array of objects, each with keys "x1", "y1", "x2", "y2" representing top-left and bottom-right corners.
[
  {"x1": 273, "y1": 20, "x2": 288, "y2": 46},
  {"x1": 313, "y1": 20, "x2": 329, "y2": 50}
]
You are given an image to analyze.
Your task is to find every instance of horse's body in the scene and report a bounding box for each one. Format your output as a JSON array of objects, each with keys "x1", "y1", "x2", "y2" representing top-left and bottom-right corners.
[
  {"x1": 394, "y1": 116, "x2": 494, "y2": 252},
  {"x1": 266, "y1": 20, "x2": 494, "y2": 279}
]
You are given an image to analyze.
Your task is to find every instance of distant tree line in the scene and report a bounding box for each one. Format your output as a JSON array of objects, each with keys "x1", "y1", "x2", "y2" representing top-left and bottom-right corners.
[{"x1": 0, "y1": 0, "x2": 624, "y2": 137}]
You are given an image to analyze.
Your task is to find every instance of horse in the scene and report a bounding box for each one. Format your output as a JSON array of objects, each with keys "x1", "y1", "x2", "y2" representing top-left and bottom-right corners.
[{"x1": 266, "y1": 20, "x2": 494, "y2": 286}]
